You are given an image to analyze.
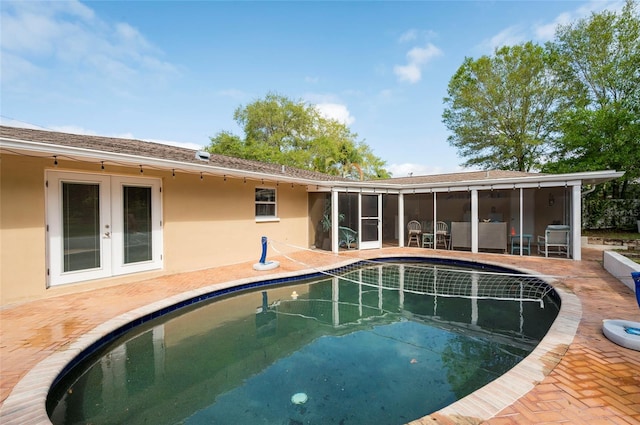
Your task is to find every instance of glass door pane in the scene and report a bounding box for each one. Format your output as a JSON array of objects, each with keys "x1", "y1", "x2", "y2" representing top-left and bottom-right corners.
[
  {"x1": 62, "y1": 182, "x2": 101, "y2": 272},
  {"x1": 123, "y1": 186, "x2": 152, "y2": 264}
]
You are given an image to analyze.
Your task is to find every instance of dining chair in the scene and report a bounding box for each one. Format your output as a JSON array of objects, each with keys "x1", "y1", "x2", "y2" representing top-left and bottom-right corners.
[
  {"x1": 435, "y1": 221, "x2": 450, "y2": 249},
  {"x1": 407, "y1": 220, "x2": 422, "y2": 247}
]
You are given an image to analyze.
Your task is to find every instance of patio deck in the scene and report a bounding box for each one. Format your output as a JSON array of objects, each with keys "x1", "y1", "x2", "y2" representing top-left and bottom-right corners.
[{"x1": 1, "y1": 247, "x2": 639, "y2": 424}]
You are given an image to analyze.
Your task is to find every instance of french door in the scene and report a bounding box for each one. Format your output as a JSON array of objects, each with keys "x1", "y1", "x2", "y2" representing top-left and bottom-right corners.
[
  {"x1": 359, "y1": 193, "x2": 382, "y2": 250},
  {"x1": 47, "y1": 171, "x2": 162, "y2": 286}
]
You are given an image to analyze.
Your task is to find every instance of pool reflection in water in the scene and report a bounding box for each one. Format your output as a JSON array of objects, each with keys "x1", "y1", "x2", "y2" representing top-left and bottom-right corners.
[{"x1": 48, "y1": 262, "x2": 559, "y2": 425}]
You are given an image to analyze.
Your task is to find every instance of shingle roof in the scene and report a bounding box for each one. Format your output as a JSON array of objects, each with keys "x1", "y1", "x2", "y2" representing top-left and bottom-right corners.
[
  {"x1": 0, "y1": 125, "x2": 346, "y2": 182},
  {"x1": 376, "y1": 169, "x2": 540, "y2": 185}
]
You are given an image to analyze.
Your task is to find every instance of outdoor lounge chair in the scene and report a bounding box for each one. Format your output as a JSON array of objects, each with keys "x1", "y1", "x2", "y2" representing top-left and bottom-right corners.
[
  {"x1": 338, "y1": 226, "x2": 358, "y2": 249},
  {"x1": 537, "y1": 225, "x2": 570, "y2": 257}
]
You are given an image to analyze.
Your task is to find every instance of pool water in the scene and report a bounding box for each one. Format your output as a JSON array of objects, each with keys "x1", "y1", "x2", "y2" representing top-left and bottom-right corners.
[{"x1": 47, "y1": 261, "x2": 559, "y2": 425}]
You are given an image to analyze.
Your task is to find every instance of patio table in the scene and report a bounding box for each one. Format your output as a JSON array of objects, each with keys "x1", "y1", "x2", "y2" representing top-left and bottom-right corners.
[{"x1": 511, "y1": 234, "x2": 532, "y2": 255}]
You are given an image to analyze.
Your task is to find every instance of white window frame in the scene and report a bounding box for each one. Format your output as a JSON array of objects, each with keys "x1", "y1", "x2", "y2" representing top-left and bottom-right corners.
[{"x1": 255, "y1": 186, "x2": 279, "y2": 222}]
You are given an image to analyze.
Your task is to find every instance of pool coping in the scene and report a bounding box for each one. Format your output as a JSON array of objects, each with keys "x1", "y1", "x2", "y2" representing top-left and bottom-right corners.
[{"x1": 0, "y1": 255, "x2": 581, "y2": 425}]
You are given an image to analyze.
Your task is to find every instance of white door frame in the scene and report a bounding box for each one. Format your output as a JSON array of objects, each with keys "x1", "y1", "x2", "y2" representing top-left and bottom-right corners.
[
  {"x1": 46, "y1": 171, "x2": 162, "y2": 286},
  {"x1": 359, "y1": 193, "x2": 382, "y2": 250}
]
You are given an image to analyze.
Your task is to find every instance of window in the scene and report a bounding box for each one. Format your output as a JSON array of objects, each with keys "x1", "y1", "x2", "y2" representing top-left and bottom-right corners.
[{"x1": 255, "y1": 187, "x2": 277, "y2": 218}]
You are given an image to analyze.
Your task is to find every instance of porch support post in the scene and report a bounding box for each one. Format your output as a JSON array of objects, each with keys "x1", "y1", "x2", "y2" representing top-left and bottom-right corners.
[
  {"x1": 331, "y1": 189, "x2": 339, "y2": 253},
  {"x1": 471, "y1": 189, "x2": 479, "y2": 253},
  {"x1": 433, "y1": 193, "x2": 438, "y2": 248},
  {"x1": 572, "y1": 184, "x2": 582, "y2": 261},
  {"x1": 398, "y1": 193, "x2": 405, "y2": 247}
]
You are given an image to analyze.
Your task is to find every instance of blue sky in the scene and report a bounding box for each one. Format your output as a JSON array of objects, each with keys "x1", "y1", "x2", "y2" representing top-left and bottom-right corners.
[{"x1": 0, "y1": 1, "x2": 623, "y2": 176}]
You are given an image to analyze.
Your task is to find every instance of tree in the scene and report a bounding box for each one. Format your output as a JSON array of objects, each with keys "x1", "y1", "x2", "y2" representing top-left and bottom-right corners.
[
  {"x1": 207, "y1": 93, "x2": 390, "y2": 179},
  {"x1": 442, "y1": 42, "x2": 562, "y2": 172},
  {"x1": 543, "y1": 0, "x2": 640, "y2": 198}
]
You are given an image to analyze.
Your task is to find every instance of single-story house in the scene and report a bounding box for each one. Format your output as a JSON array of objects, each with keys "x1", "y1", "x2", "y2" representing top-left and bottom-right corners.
[{"x1": 0, "y1": 125, "x2": 623, "y2": 306}]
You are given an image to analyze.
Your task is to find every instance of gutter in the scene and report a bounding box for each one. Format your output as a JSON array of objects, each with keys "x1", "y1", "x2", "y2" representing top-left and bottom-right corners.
[{"x1": 0, "y1": 136, "x2": 626, "y2": 192}]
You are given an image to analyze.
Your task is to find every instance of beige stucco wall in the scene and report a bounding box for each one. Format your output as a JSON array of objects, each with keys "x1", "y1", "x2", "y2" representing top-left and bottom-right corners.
[
  {"x1": 0, "y1": 153, "x2": 310, "y2": 307},
  {"x1": 1, "y1": 154, "x2": 48, "y2": 304},
  {"x1": 162, "y1": 171, "x2": 309, "y2": 272}
]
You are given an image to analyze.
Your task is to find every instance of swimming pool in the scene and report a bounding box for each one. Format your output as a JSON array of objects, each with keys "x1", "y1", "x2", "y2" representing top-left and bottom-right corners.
[{"x1": 46, "y1": 258, "x2": 560, "y2": 425}]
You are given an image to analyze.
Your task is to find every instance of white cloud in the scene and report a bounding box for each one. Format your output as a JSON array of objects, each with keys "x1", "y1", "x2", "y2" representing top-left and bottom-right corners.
[
  {"x1": 0, "y1": 118, "x2": 45, "y2": 130},
  {"x1": 533, "y1": 0, "x2": 624, "y2": 41},
  {"x1": 0, "y1": 120, "x2": 204, "y2": 151},
  {"x1": 387, "y1": 163, "x2": 446, "y2": 177},
  {"x1": 393, "y1": 64, "x2": 422, "y2": 84},
  {"x1": 394, "y1": 43, "x2": 442, "y2": 84},
  {"x1": 398, "y1": 29, "x2": 418, "y2": 43},
  {"x1": 478, "y1": 25, "x2": 527, "y2": 53},
  {"x1": 479, "y1": 0, "x2": 626, "y2": 53},
  {"x1": 144, "y1": 138, "x2": 204, "y2": 151},
  {"x1": 398, "y1": 28, "x2": 438, "y2": 43},
  {"x1": 407, "y1": 45, "x2": 440, "y2": 63},
  {"x1": 0, "y1": 0, "x2": 177, "y2": 87},
  {"x1": 49, "y1": 125, "x2": 99, "y2": 136},
  {"x1": 315, "y1": 103, "x2": 355, "y2": 126},
  {"x1": 534, "y1": 13, "x2": 572, "y2": 41},
  {"x1": 387, "y1": 163, "x2": 470, "y2": 177}
]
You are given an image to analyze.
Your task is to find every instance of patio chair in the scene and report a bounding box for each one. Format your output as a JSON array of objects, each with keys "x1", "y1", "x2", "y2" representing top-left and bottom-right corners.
[
  {"x1": 407, "y1": 220, "x2": 421, "y2": 247},
  {"x1": 537, "y1": 225, "x2": 570, "y2": 257},
  {"x1": 435, "y1": 221, "x2": 450, "y2": 249},
  {"x1": 338, "y1": 226, "x2": 358, "y2": 249}
]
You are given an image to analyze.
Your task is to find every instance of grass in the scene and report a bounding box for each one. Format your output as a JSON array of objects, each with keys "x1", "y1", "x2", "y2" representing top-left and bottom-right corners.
[
  {"x1": 582, "y1": 229, "x2": 640, "y2": 264},
  {"x1": 582, "y1": 229, "x2": 640, "y2": 240}
]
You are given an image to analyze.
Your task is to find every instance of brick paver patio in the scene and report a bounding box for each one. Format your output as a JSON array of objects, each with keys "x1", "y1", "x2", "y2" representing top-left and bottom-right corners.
[{"x1": 1, "y1": 247, "x2": 639, "y2": 424}]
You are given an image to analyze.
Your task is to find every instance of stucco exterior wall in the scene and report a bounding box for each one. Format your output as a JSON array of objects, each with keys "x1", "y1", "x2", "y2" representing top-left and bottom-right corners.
[
  {"x1": 1, "y1": 154, "x2": 48, "y2": 304},
  {"x1": 162, "y1": 171, "x2": 309, "y2": 272},
  {"x1": 0, "y1": 153, "x2": 309, "y2": 306}
]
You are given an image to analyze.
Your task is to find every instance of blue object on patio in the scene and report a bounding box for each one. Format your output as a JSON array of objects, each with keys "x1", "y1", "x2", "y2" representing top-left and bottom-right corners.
[
  {"x1": 603, "y1": 319, "x2": 640, "y2": 351},
  {"x1": 602, "y1": 271, "x2": 640, "y2": 351},
  {"x1": 253, "y1": 236, "x2": 280, "y2": 271},
  {"x1": 259, "y1": 236, "x2": 268, "y2": 263},
  {"x1": 632, "y1": 271, "x2": 640, "y2": 309}
]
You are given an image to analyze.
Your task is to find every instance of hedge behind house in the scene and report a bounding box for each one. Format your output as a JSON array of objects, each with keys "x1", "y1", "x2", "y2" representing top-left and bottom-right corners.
[{"x1": 583, "y1": 199, "x2": 640, "y2": 230}]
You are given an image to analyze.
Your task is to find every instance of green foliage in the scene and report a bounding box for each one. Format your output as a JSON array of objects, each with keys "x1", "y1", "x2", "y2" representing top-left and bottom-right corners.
[
  {"x1": 442, "y1": 42, "x2": 561, "y2": 172},
  {"x1": 443, "y1": 0, "x2": 639, "y2": 191},
  {"x1": 207, "y1": 92, "x2": 390, "y2": 180},
  {"x1": 543, "y1": 0, "x2": 640, "y2": 195},
  {"x1": 582, "y1": 198, "x2": 640, "y2": 230}
]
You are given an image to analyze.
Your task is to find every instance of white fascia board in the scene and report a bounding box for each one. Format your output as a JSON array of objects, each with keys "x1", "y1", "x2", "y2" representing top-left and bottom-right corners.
[
  {"x1": 307, "y1": 171, "x2": 623, "y2": 193},
  {"x1": 394, "y1": 171, "x2": 624, "y2": 193},
  {"x1": 321, "y1": 185, "x2": 402, "y2": 194},
  {"x1": 2, "y1": 137, "x2": 624, "y2": 189}
]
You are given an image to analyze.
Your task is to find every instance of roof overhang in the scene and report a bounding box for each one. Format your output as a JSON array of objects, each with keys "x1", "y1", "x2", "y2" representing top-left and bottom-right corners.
[
  {"x1": 0, "y1": 136, "x2": 322, "y2": 186},
  {"x1": 310, "y1": 170, "x2": 625, "y2": 193},
  {"x1": 0, "y1": 136, "x2": 625, "y2": 191}
]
